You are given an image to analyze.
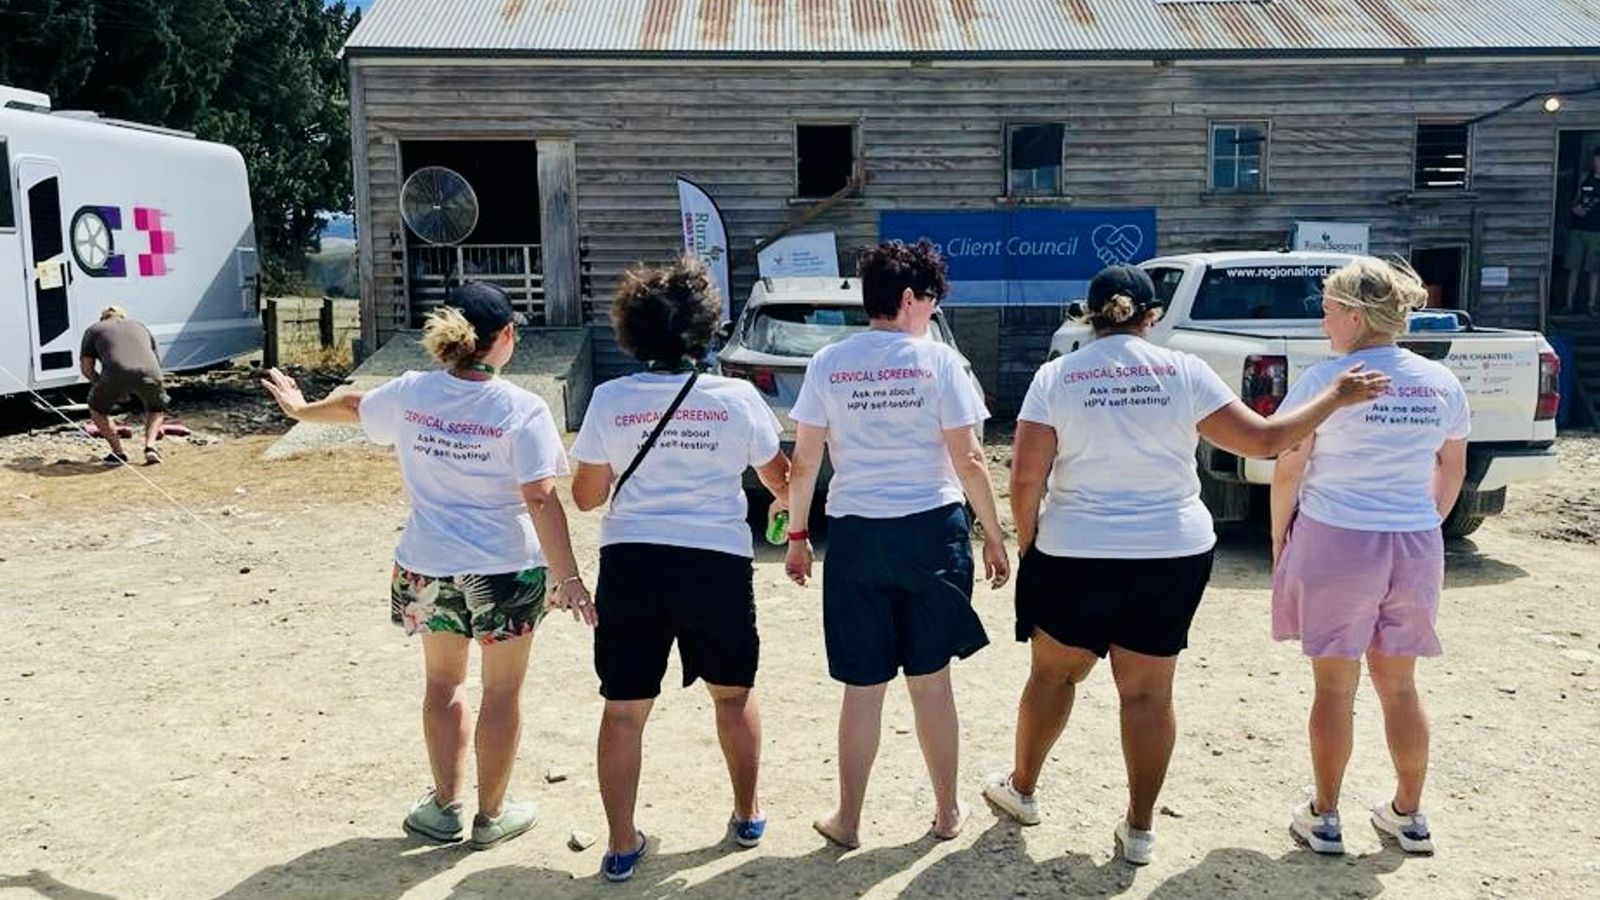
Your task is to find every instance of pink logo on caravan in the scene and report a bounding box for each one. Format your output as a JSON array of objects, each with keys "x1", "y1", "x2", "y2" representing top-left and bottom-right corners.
[{"x1": 133, "y1": 207, "x2": 176, "y2": 277}]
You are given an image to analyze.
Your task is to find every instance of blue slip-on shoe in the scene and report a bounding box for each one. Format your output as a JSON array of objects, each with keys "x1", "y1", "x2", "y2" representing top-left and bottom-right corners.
[
  {"x1": 731, "y1": 815, "x2": 767, "y2": 848},
  {"x1": 601, "y1": 830, "x2": 650, "y2": 883}
]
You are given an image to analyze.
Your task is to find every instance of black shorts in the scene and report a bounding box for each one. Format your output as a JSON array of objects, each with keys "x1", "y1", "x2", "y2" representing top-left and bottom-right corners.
[
  {"x1": 822, "y1": 503, "x2": 989, "y2": 686},
  {"x1": 88, "y1": 370, "x2": 169, "y2": 415},
  {"x1": 593, "y1": 543, "x2": 757, "y2": 701},
  {"x1": 1014, "y1": 546, "x2": 1215, "y2": 658}
]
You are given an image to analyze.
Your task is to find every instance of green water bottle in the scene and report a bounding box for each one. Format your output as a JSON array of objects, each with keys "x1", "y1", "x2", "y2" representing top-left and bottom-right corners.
[{"x1": 765, "y1": 507, "x2": 790, "y2": 546}]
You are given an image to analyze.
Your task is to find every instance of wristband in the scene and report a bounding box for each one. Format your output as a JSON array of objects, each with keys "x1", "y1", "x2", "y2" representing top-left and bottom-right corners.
[
  {"x1": 557, "y1": 574, "x2": 584, "y2": 589},
  {"x1": 786, "y1": 529, "x2": 810, "y2": 543}
]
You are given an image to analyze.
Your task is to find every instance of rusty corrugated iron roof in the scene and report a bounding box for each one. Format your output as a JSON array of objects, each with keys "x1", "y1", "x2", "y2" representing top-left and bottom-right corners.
[{"x1": 345, "y1": 0, "x2": 1600, "y2": 57}]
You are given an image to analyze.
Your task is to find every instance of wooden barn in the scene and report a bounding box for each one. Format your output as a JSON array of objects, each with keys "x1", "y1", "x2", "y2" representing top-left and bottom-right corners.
[{"x1": 341, "y1": 0, "x2": 1600, "y2": 417}]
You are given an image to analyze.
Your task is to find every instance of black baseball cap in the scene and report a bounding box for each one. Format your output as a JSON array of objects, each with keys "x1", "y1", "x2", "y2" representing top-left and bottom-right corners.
[
  {"x1": 447, "y1": 281, "x2": 516, "y2": 346},
  {"x1": 1086, "y1": 265, "x2": 1157, "y2": 317}
]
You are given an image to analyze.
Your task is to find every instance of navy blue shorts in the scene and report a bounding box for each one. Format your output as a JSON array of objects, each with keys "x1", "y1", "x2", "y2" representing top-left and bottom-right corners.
[{"x1": 821, "y1": 503, "x2": 989, "y2": 686}]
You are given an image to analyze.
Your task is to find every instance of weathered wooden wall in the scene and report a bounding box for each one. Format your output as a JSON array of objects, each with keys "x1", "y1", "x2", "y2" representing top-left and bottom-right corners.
[{"x1": 350, "y1": 57, "x2": 1600, "y2": 404}]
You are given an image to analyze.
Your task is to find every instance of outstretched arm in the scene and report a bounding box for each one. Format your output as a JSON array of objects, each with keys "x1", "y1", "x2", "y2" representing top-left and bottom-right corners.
[{"x1": 260, "y1": 367, "x2": 362, "y2": 424}]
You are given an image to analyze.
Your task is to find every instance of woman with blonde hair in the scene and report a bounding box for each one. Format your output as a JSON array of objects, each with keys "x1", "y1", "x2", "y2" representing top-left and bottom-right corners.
[
  {"x1": 262, "y1": 281, "x2": 590, "y2": 850},
  {"x1": 987, "y1": 265, "x2": 1388, "y2": 866},
  {"x1": 1273, "y1": 258, "x2": 1469, "y2": 856}
]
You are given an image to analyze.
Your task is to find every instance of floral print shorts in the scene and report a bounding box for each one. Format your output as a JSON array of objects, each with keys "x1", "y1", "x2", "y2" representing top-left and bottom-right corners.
[{"x1": 390, "y1": 564, "x2": 549, "y2": 644}]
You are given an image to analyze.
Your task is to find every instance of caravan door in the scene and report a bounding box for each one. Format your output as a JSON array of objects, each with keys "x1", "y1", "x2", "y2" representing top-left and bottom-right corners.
[{"x1": 17, "y1": 157, "x2": 78, "y2": 382}]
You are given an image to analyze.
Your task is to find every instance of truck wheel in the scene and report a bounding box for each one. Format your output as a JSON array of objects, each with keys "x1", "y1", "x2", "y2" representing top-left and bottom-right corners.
[{"x1": 1441, "y1": 495, "x2": 1485, "y2": 539}]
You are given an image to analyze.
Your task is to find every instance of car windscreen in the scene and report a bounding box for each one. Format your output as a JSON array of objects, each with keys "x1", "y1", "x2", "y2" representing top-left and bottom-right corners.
[{"x1": 1189, "y1": 264, "x2": 1342, "y2": 320}]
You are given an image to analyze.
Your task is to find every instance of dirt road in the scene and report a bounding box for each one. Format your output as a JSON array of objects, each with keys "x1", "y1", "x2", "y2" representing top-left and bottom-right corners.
[{"x1": 1, "y1": 402, "x2": 1596, "y2": 899}]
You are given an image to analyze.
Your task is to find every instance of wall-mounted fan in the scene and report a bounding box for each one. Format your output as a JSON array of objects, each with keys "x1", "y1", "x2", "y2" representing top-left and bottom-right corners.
[{"x1": 400, "y1": 166, "x2": 479, "y2": 245}]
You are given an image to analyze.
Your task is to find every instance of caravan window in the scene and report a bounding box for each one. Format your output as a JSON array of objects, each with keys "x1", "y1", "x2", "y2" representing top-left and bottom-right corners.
[{"x1": 0, "y1": 139, "x2": 13, "y2": 229}]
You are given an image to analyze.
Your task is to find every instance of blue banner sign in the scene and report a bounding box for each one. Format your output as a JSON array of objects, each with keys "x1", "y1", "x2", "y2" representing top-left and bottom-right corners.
[{"x1": 880, "y1": 208, "x2": 1157, "y2": 305}]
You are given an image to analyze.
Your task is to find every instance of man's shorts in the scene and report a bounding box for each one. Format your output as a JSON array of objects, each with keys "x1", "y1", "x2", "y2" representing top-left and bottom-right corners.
[
  {"x1": 1272, "y1": 514, "x2": 1443, "y2": 659},
  {"x1": 1567, "y1": 229, "x2": 1600, "y2": 273},
  {"x1": 88, "y1": 370, "x2": 169, "y2": 415},
  {"x1": 390, "y1": 563, "x2": 547, "y2": 644},
  {"x1": 1014, "y1": 545, "x2": 1215, "y2": 658},
  {"x1": 593, "y1": 543, "x2": 757, "y2": 701},
  {"x1": 822, "y1": 503, "x2": 989, "y2": 686}
]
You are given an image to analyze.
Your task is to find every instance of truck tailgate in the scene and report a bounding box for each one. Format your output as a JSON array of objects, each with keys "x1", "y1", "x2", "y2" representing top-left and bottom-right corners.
[{"x1": 1283, "y1": 332, "x2": 1542, "y2": 442}]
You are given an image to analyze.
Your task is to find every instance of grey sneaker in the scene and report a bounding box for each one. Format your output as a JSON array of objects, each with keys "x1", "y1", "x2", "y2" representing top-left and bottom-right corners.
[
  {"x1": 403, "y1": 790, "x2": 464, "y2": 842},
  {"x1": 471, "y1": 798, "x2": 540, "y2": 850}
]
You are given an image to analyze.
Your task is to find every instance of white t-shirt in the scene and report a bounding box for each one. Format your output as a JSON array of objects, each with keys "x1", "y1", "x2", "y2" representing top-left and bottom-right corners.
[
  {"x1": 1017, "y1": 335, "x2": 1237, "y2": 559},
  {"x1": 790, "y1": 328, "x2": 988, "y2": 519},
  {"x1": 570, "y1": 373, "x2": 782, "y2": 558},
  {"x1": 359, "y1": 370, "x2": 570, "y2": 576},
  {"x1": 1281, "y1": 345, "x2": 1471, "y2": 532}
]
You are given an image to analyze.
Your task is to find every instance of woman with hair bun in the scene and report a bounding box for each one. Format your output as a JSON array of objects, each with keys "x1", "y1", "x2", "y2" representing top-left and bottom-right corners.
[
  {"x1": 1273, "y1": 258, "x2": 1469, "y2": 857},
  {"x1": 569, "y1": 256, "x2": 790, "y2": 883},
  {"x1": 985, "y1": 265, "x2": 1389, "y2": 866},
  {"x1": 262, "y1": 280, "x2": 588, "y2": 851}
]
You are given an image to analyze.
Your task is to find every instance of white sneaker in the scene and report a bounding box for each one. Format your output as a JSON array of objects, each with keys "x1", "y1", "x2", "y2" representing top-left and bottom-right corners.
[
  {"x1": 402, "y1": 790, "x2": 464, "y2": 842},
  {"x1": 1114, "y1": 819, "x2": 1155, "y2": 866},
  {"x1": 470, "y1": 798, "x2": 540, "y2": 850},
  {"x1": 981, "y1": 771, "x2": 1040, "y2": 825},
  {"x1": 1371, "y1": 802, "x2": 1434, "y2": 854},
  {"x1": 1290, "y1": 801, "x2": 1345, "y2": 855}
]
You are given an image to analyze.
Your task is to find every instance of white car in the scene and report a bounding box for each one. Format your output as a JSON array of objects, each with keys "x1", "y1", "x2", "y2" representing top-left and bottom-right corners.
[
  {"x1": 717, "y1": 276, "x2": 985, "y2": 491},
  {"x1": 1048, "y1": 251, "x2": 1560, "y2": 537}
]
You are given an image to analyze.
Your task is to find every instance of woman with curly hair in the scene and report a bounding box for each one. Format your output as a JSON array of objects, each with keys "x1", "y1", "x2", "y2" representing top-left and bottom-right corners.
[
  {"x1": 570, "y1": 256, "x2": 790, "y2": 882},
  {"x1": 262, "y1": 281, "x2": 589, "y2": 851},
  {"x1": 986, "y1": 265, "x2": 1388, "y2": 866},
  {"x1": 785, "y1": 238, "x2": 1010, "y2": 850}
]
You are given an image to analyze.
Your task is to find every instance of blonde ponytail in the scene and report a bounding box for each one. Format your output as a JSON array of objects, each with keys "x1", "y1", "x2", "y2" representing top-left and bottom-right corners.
[
  {"x1": 421, "y1": 307, "x2": 481, "y2": 367},
  {"x1": 1323, "y1": 258, "x2": 1429, "y2": 337}
]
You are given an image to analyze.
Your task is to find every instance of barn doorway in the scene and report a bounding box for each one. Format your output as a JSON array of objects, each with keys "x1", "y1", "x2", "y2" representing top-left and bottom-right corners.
[{"x1": 398, "y1": 140, "x2": 543, "y2": 324}]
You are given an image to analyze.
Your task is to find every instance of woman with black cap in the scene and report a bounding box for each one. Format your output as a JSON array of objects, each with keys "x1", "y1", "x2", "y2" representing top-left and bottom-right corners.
[
  {"x1": 262, "y1": 280, "x2": 590, "y2": 851},
  {"x1": 981, "y1": 265, "x2": 1389, "y2": 866}
]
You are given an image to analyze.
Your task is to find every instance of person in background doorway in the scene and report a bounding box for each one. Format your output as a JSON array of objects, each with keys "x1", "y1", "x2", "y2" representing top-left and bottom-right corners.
[
  {"x1": 1563, "y1": 148, "x2": 1600, "y2": 314},
  {"x1": 80, "y1": 306, "x2": 170, "y2": 465}
]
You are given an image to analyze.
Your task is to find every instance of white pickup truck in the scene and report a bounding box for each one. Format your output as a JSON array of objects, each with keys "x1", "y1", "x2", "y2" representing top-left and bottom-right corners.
[{"x1": 1048, "y1": 251, "x2": 1561, "y2": 538}]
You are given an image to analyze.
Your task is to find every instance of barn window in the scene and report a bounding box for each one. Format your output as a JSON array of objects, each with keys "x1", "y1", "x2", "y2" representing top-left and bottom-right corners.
[
  {"x1": 1415, "y1": 122, "x2": 1471, "y2": 190},
  {"x1": 1210, "y1": 122, "x2": 1267, "y2": 193},
  {"x1": 0, "y1": 139, "x2": 13, "y2": 229},
  {"x1": 1007, "y1": 123, "x2": 1066, "y2": 197},
  {"x1": 795, "y1": 124, "x2": 857, "y2": 199}
]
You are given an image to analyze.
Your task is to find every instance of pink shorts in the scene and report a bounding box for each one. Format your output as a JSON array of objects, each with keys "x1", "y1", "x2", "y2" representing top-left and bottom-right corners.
[{"x1": 1271, "y1": 514, "x2": 1444, "y2": 659}]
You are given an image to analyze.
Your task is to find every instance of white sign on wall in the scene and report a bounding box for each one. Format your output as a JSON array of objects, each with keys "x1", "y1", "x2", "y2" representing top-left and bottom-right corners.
[
  {"x1": 1292, "y1": 221, "x2": 1371, "y2": 254},
  {"x1": 757, "y1": 232, "x2": 840, "y2": 279},
  {"x1": 1480, "y1": 266, "x2": 1510, "y2": 288}
]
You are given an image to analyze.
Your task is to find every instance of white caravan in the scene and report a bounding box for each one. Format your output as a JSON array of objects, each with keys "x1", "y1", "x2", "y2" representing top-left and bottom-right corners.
[{"x1": 0, "y1": 85, "x2": 259, "y2": 398}]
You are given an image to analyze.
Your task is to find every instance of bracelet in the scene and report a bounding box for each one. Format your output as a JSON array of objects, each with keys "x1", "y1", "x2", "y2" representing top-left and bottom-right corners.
[
  {"x1": 557, "y1": 574, "x2": 584, "y2": 589},
  {"x1": 786, "y1": 529, "x2": 810, "y2": 543}
]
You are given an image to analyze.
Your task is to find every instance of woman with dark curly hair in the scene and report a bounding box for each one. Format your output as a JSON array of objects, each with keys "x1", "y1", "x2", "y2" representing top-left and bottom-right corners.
[
  {"x1": 570, "y1": 256, "x2": 791, "y2": 882},
  {"x1": 785, "y1": 238, "x2": 1010, "y2": 850}
]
